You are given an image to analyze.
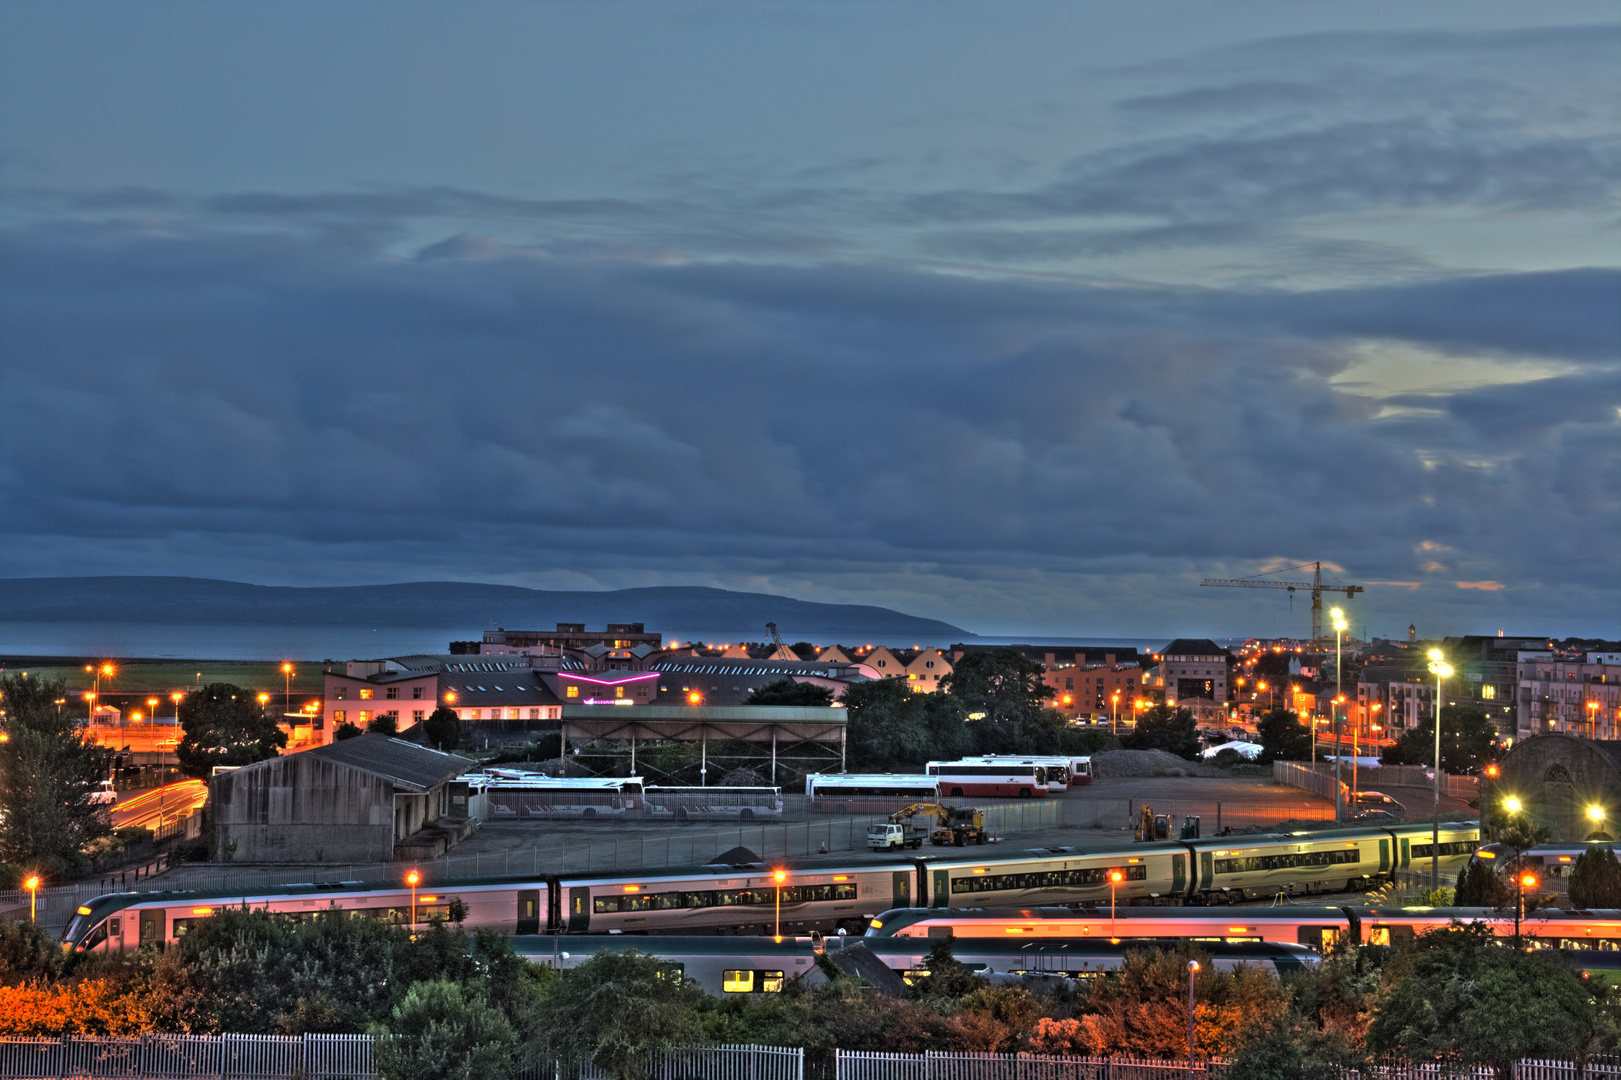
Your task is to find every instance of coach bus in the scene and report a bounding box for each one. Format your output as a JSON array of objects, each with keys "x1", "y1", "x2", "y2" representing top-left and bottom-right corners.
[
  {"x1": 804, "y1": 774, "x2": 941, "y2": 813},
  {"x1": 925, "y1": 760, "x2": 1050, "y2": 798},
  {"x1": 644, "y1": 786, "x2": 784, "y2": 820},
  {"x1": 478, "y1": 774, "x2": 645, "y2": 819}
]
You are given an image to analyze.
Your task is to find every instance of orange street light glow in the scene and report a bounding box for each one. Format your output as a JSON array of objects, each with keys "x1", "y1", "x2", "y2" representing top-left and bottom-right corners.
[{"x1": 406, "y1": 870, "x2": 421, "y2": 887}]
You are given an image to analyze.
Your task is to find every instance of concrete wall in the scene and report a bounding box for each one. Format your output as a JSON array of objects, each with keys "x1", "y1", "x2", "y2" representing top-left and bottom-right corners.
[
  {"x1": 211, "y1": 755, "x2": 398, "y2": 863},
  {"x1": 1495, "y1": 733, "x2": 1621, "y2": 843}
]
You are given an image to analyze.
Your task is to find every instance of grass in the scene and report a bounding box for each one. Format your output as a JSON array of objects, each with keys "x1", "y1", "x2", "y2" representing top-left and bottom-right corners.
[{"x1": 5, "y1": 659, "x2": 333, "y2": 711}]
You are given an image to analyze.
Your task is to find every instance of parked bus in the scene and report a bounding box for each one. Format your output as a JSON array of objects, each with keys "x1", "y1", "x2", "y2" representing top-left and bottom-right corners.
[
  {"x1": 925, "y1": 760, "x2": 1050, "y2": 799},
  {"x1": 968, "y1": 756, "x2": 1089, "y2": 792},
  {"x1": 804, "y1": 774, "x2": 941, "y2": 813},
  {"x1": 645, "y1": 786, "x2": 784, "y2": 821},
  {"x1": 476, "y1": 773, "x2": 645, "y2": 819}
]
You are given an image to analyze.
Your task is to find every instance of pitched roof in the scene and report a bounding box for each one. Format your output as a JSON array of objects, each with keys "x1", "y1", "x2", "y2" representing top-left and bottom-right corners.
[
  {"x1": 1160, "y1": 638, "x2": 1232, "y2": 658},
  {"x1": 827, "y1": 943, "x2": 908, "y2": 996},
  {"x1": 305, "y1": 733, "x2": 474, "y2": 791}
]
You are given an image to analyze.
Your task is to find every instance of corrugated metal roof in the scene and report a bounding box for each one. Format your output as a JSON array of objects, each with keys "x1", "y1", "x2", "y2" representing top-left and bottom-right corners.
[{"x1": 305, "y1": 733, "x2": 474, "y2": 791}]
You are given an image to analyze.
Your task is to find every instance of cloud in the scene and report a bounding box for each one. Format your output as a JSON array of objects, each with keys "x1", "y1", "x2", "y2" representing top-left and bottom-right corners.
[
  {"x1": 1456, "y1": 581, "x2": 1507, "y2": 591},
  {"x1": 1, "y1": 218, "x2": 1616, "y2": 635}
]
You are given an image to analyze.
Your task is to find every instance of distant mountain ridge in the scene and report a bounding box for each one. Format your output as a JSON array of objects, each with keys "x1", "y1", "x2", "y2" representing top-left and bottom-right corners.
[{"x1": 0, "y1": 577, "x2": 971, "y2": 641}]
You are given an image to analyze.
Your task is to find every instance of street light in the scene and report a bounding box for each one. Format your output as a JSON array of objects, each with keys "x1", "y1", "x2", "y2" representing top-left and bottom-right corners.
[
  {"x1": 406, "y1": 869, "x2": 421, "y2": 935},
  {"x1": 282, "y1": 663, "x2": 294, "y2": 715},
  {"x1": 773, "y1": 870, "x2": 787, "y2": 940},
  {"x1": 1111, "y1": 693, "x2": 1120, "y2": 733},
  {"x1": 1332, "y1": 609, "x2": 1347, "y2": 822},
  {"x1": 1427, "y1": 650, "x2": 1453, "y2": 889},
  {"x1": 1515, "y1": 871, "x2": 1538, "y2": 946},
  {"x1": 24, "y1": 875, "x2": 40, "y2": 923},
  {"x1": 1186, "y1": 959, "x2": 1200, "y2": 1079},
  {"x1": 1504, "y1": 795, "x2": 1522, "y2": 814},
  {"x1": 1108, "y1": 870, "x2": 1124, "y2": 937}
]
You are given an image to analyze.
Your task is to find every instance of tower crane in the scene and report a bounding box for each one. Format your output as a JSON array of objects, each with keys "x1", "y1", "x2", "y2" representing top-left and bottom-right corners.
[{"x1": 1200, "y1": 562, "x2": 1363, "y2": 646}]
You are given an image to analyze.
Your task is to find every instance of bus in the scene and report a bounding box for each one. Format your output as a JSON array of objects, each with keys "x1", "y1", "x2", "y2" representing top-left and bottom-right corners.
[
  {"x1": 925, "y1": 760, "x2": 1050, "y2": 798},
  {"x1": 967, "y1": 756, "x2": 1087, "y2": 792},
  {"x1": 644, "y1": 786, "x2": 784, "y2": 821},
  {"x1": 804, "y1": 774, "x2": 941, "y2": 813},
  {"x1": 475, "y1": 772, "x2": 645, "y2": 819}
]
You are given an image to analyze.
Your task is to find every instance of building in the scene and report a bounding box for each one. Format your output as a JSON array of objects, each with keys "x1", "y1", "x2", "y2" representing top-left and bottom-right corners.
[
  {"x1": 209, "y1": 734, "x2": 475, "y2": 863},
  {"x1": 1493, "y1": 733, "x2": 1620, "y2": 843},
  {"x1": 948, "y1": 644, "x2": 1148, "y2": 720},
  {"x1": 453, "y1": 622, "x2": 664, "y2": 655},
  {"x1": 1158, "y1": 639, "x2": 1235, "y2": 712},
  {"x1": 652, "y1": 657, "x2": 873, "y2": 706},
  {"x1": 1517, "y1": 652, "x2": 1621, "y2": 741},
  {"x1": 860, "y1": 647, "x2": 953, "y2": 692}
]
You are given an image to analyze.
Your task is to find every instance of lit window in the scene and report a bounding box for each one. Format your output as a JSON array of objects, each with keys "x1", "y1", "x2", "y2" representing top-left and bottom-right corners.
[
  {"x1": 566, "y1": 686, "x2": 579, "y2": 698},
  {"x1": 359, "y1": 688, "x2": 374, "y2": 700},
  {"x1": 760, "y1": 971, "x2": 785, "y2": 993},
  {"x1": 333, "y1": 710, "x2": 346, "y2": 723},
  {"x1": 722, "y1": 970, "x2": 755, "y2": 993},
  {"x1": 359, "y1": 711, "x2": 371, "y2": 723},
  {"x1": 335, "y1": 687, "x2": 347, "y2": 700},
  {"x1": 615, "y1": 686, "x2": 625, "y2": 698}
]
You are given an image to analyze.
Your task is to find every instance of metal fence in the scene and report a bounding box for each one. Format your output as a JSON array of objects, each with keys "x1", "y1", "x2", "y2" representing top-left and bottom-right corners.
[
  {"x1": 0, "y1": 1034, "x2": 373, "y2": 1080},
  {"x1": 1273, "y1": 762, "x2": 1477, "y2": 804},
  {"x1": 833, "y1": 1051, "x2": 1220, "y2": 1080}
]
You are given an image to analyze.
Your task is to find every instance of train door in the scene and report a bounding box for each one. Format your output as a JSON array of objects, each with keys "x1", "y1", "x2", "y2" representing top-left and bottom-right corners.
[
  {"x1": 1378, "y1": 839, "x2": 1390, "y2": 875},
  {"x1": 1172, "y1": 855, "x2": 1186, "y2": 895},
  {"x1": 892, "y1": 872, "x2": 911, "y2": 909},
  {"x1": 1297, "y1": 925, "x2": 1340, "y2": 951},
  {"x1": 932, "y1": 870, "x2": 950, "y2": 908},
  {"x1": 517, "y1": 890, "x2": 540, "y2": 934},
  {"x1": 568, "y1": 888, "x2": 591, "y2": 932},
  {"x1": 1400, "y1": 838, "x2": 1410, "y2": 870},
  {"x1": 139, "y1": 909, "x2": 165, "y2": 946},
  {"x1": 1200, "y1": 852, "x2": 1214, "y2": 893}
]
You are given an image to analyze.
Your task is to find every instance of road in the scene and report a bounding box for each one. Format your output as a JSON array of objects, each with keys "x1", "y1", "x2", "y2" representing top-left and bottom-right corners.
[{"x1": 111, "y1": 780, "x2": 207, "y2": 830}]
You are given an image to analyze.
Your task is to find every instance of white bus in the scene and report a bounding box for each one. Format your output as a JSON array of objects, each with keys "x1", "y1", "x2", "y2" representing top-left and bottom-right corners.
[
  {"x1": 644, "y1": 786, "x2": 784, "y2": 821},
  {"x1": 966, "y1": 755, "x2": 1084, "y2": 792},
  {"x1": 804, "y1": 774, "x2": 941, "y2": 813},
  {"x1": 474, "y1": 772, "x2": 645, "y2": 819},
  {"x1": 925, "y1": 760, "x2": 1050, "y2": 799}
]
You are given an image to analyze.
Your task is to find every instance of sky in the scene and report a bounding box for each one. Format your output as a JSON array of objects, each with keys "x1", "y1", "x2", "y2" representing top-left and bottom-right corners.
[{"x1": 1, "y1": 1, "x2": 1617, "y2": 640}]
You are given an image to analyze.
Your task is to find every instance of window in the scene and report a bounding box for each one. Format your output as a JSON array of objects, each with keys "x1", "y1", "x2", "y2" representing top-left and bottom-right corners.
[
  {"x1": 386, "y1": 687, "x2": 399, "y2": 700},
  {"x1": 722, "y1": 970, "x2": 754, "y2": 993},
  {"x1": 359, "y1": 688, "x2": 374, "y2": 700},
  {"x1": 412, "y1": 686, "x2": 425, "y2": 700},
  {"x1": 335, "y1": 687, "x2": 347, "y2": 700},
  {"x1": 413, "y1": 711, "x2": 425, "y2": 723},
  {"x1": 566, "y1": 686, "x2": 579, "y2": 698},
  {"x1": 358, "y1": 711, "x2": 371, "y2": 724},
  {"x1": 952, "y1": 864, "x2": 1147, "y2": 894},
  {"x1": 333, "y1": 710, "x2": 346, "y2": 723},
  {"x1": 529, "y1": 709, "x2": 541, "y2": 720},
  {"x1": 615, "y1": 686, "x2": 625, "y2": 698},
  {"x1": 1066, "y1": 678, "x2": 1073, "y2": 689},
  {"x1": 760, "y1": 971, "x2": 785, "y2": 992}
]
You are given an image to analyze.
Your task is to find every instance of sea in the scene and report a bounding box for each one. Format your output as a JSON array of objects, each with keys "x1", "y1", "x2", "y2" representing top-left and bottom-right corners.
[{"x1": 0, "y1": 621, "x2": 1175, "y2": 662}]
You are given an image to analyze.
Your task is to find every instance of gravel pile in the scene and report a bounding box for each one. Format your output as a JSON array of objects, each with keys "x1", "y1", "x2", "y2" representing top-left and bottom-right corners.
[{"x1": 1091, "y1": 748, "x2": 1227, "y2": 779}]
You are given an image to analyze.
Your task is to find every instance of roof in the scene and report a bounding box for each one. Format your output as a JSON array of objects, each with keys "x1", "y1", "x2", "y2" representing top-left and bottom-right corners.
[
  {"x1": 304, "y1": 733, "x2": 474, "y2": 791},
  {"x1": 1160, "y1": 639, "x2": 1232, "y2": 659},
  {"x1": 440, "y1": 675, "x2": 562, "y2": 708},
  {"x1": 827, "y1": 943, "x2": 908, "y2": 996},
  {"x1": 655, "y1": 659, "x2": 863, "y2": 679}
]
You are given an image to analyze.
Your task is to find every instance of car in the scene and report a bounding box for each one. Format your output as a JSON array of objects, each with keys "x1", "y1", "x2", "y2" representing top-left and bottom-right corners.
[
  {"x1": 1351, "y1": 791, "x2": 1405, "y2": 813},
  {"x1": 1352, "y1": 809, "x2": 1401, "y2": 824}
]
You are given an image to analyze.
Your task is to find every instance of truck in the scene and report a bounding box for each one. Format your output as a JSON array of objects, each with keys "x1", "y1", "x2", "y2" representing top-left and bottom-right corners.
[
  {"x1": 867, "y1": 803, "x2": 987, "y2": 850},
  {"x1": 867, "y1": 820, "x2": 930, "y2": 850}
]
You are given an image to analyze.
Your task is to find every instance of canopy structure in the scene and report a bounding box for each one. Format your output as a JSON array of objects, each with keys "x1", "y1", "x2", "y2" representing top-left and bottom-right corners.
[{"x1": 559, "y1": 703, "x2": 849, "y2": 783}]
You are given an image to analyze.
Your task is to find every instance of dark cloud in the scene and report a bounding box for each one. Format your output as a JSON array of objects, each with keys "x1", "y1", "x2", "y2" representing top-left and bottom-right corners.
[{"x1": 1, "y1": 220, "x2": 1616, "y2": 634}]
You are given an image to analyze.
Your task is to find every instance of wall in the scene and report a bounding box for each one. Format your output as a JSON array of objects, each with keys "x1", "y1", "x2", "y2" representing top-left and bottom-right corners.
[
  {"x1": 211, "y1": 756, "x2": 397, "y2": 863},
  {"x1": 1495, "y1": 733, "x2": 1621, "y2": 843}
]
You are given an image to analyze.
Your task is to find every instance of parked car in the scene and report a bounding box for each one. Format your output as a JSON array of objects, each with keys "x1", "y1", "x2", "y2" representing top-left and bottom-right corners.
[{"x1": 1351, "y1": 790, "x2": 1405, "y2": 813}]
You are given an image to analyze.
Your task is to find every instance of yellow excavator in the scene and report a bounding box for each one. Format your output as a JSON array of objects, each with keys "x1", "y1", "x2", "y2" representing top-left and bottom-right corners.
[{"x1": 868, "y1": 803, "x2": 987, "y2": 849}]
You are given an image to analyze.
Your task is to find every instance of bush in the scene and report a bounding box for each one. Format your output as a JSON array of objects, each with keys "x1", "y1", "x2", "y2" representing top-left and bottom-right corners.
[
  {"x1": 372, "y1": 979, "x2": 516, "y2": 1080},
  {"x1": 1569, "y1": 844, "x2": 1621, "y2": 909}
]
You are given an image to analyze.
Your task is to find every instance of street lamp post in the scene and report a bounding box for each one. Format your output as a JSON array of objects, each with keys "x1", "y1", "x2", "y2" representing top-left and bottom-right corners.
[
  {"x1": 1186, "y1": 960, "x2": 1200, "y2": 1079},
  {"x1": 24, "y1": 875, "x2": 40, "y2": 924},
  {"x1": 1427, "y1": 650, "x2": 1454, "y2": 890},
  {"x1": 282, "y1": 663, "x2": 294, "y2": 716},
  {"x1": 1331, "y1": 609, "x2": 1347, "y2": 822},
  {"x1": 406, "y1": 869, "x2": 421, "y2": 936},
  {"x1": 773, "y1": 870, "x2": 787, "y2": 940},
  {"x1": 1515, "y1": 870, "x2": 1538, "y2": 946},
  {"x1": 1111, "y1": 693, "x2": 1120, "y2": 734},
  {"x1": 1108, "y1": 870, "x2": 1123, "y2": 937}
]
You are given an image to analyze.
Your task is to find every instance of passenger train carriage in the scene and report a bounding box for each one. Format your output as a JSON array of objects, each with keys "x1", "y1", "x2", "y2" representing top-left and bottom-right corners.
[
  {"x1": 61, "y1": 821, "x2": 1481, "y2": 952},
  {"x1": 510, "y1": 934, "x2": 1321, "y2": 995}
]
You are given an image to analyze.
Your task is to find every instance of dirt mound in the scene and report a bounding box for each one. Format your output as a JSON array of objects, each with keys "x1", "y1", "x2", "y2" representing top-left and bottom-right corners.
[{"x1": 1091, "y1": 748, "x2": 1226, "y2": 779}]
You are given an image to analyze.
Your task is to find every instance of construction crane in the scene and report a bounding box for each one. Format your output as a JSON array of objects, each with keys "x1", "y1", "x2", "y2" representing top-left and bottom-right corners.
[
  {"x1": 765, "y1": 622, "x2": 797, "y2": 662},
  {"x1": 1200, "y1": 561, "x2": 1363, "y2": 646}
]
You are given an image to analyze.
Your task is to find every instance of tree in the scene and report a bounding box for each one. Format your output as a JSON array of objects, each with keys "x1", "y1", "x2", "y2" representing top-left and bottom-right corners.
[
  {"x1": 1569, "y1": 845, "x2": 1621, "y2": 909},
  {"x1": 1250, "y1": 651, "x2": 1296, "y2": 697},
  {"x1": 1121, "y1": 704, "x2": 1200, "y2": 759},
  {"x1": 368, "y1": 713, "x2": 399, "y2": 736},
  {"x1": 422, "y1": 707, "x2": 461, "y2": 750},
  {"x1": 535, "y1": 949, "x2": 708, "y2": 1080},
  {"x1": 0, "y1": 674, "x2": 109, "y2": 874},
  {"x1": 941, "y1": 649, "x2": 1055, "y2": 726},
  {"x1": 1255, "y1": 708, "x2": 1312, "y2": 763},
  {"x1": 907, "y1": 939, "x2": 986, "y2": 1000},
  {"x1": 1077, "y1": 943, "x2": 1287, "y2": 1058},
  {"x1": 372, "y1": 979, "x2": 516, "y2": 1080},
  {"x1": 840, "y1": 679, "x2": 969, "y2": 770},
  {"x1": 747, "y1": 678, "x2": 834, "y2": 707},
  {"x1": 1366, "y1": 923, "x2": 1595, "y2": 1078},
  {"x1": 175, "y1": 683, "x2": 287, "y2": 778},
  {"x1": 1453, "y1": 860, "x2": 1510, "y2": 908},
  {"x1": 1381, "y1": 704, "x2": 1500, "y2": 773},
  {"x1": 333, "y1": 721, "x2": 363, "y2": 741}
]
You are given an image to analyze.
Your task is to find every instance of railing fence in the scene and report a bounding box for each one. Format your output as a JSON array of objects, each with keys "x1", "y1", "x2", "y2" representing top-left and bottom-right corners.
[{"x1": 833, "y1": 1051, "x2": 1218, "y2": 1080}]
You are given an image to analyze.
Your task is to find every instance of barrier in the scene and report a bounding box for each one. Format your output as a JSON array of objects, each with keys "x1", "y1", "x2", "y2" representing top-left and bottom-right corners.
[{"x1": 833, "y1": 1051, "x2": 1220, "y2": 1080}]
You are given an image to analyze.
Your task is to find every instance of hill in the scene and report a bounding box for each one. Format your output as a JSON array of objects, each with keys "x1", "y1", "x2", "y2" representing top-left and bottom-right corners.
[{"x1": 0, "y1": 577, "x2": 970, "y2": 641}]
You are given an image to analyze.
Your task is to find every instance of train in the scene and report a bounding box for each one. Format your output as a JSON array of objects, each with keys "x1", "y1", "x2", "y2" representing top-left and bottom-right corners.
[
  {"x1": 61, "y1": 820, "x2": 1481, "y2": 952},
  {"x1": 507, "y1": 933, "x2": 1322, "y2": 994},
  {"x1": 865, "y1": 904, "x2": 1621, "y2": 952}
]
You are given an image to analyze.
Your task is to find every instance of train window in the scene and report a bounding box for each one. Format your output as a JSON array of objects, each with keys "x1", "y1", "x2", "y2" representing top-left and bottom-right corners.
[
  {"x1": 722, "y1": 970, "x2": 755, "y2": 993},
  {"x1": 928, "y1": 926, "x2": 953, "y2": 938},
  {"x1": 950, "y1": 864, "x2": 1147, "y2": 894},
  {"x1": 1410, "y1": 841, "x2": 1477, "y2": 859},
  {"x1": 594, "y1": 883, "x2": 857, "y2": 914},
  {"x1": 1368, "y1": 926, "x2": 1415, "y2": 947},
  {"x1": 760, "y1": 971, "x2": 785, "y2": 993},
  {"x1": 82, "y1": 921, "x2": 110, "y2": 950},
  {"x1": 1559, "y1": 938, "x2": 1621, "y2": 951},
  {"x1": 1297, "y1": 926, "x2": 1341, "y2": 950},
  {"x1": 109, "y1": 918, "x2": 121, "y2": 938},
  {"x1": 1214, "y1": 849, "x2": 1359, "y2": 875}
]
